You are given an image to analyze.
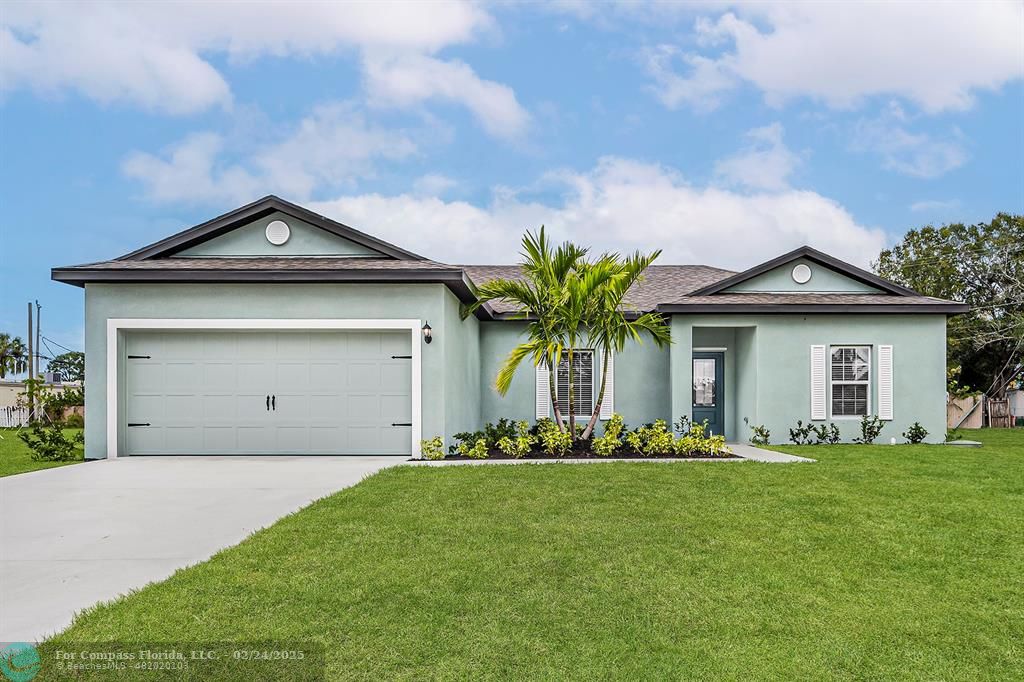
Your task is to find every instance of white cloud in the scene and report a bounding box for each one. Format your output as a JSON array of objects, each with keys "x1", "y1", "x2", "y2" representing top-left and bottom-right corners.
[
  {"x1": 0, "y1": 1, "x2": 522, "y2": 137},
  {"x1": 644, "y1": 2, "x2": 1024, "y2": 113},
  {"x1": 309, "y1": 156, "x2": 887, "y2": 269},
  {"x1": 122, "y1": 104, "x2": 420, "y2": 203},
  {"x1": 713, "y1": 122, "x2": 800, "y2": 191},
  {"x1": 851, "y1": 105, "x2": 968, "y2": 178},
  {"x1": 362, "y1": 52, "x2": 530, "y2": 139},
  {"x1": 910, "y1": 199, "x2": 962, "y2": 213},
  {"x1": 413, "y1": 173, "x2": 459, "y2": 197},
  {"x1": 642, "y1": 45, "x2": 736, "y2": 112}
]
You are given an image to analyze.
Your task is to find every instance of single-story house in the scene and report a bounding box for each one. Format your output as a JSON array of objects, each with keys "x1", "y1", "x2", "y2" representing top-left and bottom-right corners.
[{"x1": 53, "y1": 195, "x2": 967, "y2": 458}]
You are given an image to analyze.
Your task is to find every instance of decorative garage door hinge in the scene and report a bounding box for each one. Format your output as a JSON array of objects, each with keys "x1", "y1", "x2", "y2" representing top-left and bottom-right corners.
[
  {"x1": 391, "y1": 355, "x2": 412, "y2": 359},
  {"x1": 391, "y1": 422, "x2": 412, "y2": 427},
  {"x1": 127, "y1": 423, "x2": 151, "y2": 427},
  {"x1": 127, "y1": 355, "x2": 151, "y2": 359}
]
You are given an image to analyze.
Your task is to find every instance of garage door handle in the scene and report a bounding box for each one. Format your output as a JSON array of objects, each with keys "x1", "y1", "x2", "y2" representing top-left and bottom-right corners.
[
  {"x1": 266, "y1": 395, "x2": 270, "y2": 411},
  {"x1": 272, "y1": 395, "x2": 276, "y2": 410},
  {"x1": 391, "y1": 422, "x2": 412, "y2": 427},
  {"x1": 127, "y1": 423, "x2": 150, "y2": 427}
]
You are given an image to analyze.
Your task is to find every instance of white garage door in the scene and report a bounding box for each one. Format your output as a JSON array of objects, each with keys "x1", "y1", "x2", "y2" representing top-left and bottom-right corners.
[{"x1": 124, "y1": 330, "x2": 412, "y2": 455}]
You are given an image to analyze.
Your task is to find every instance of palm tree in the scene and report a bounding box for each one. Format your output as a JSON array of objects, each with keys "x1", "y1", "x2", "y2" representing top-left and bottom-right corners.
[
  {"x1": 0, "y1": 333, "x2": 28, "y2": 379},
  {"x1": 579, "y1": 251, "x2": 672, "y2": 439},
  {"x1": 463, "y1": 228, "x2": 586, "y2": 432}
]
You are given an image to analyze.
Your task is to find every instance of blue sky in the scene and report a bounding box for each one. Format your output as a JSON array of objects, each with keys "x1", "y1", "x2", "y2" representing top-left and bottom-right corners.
[{"x1": 1, "y1": 1, "x2": 1022, "y2": 356}]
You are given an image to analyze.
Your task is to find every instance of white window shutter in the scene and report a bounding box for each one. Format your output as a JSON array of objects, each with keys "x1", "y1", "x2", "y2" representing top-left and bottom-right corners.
[
  {"x1": 535, "y1": 363, "x2": 550, "y2": 419},
  {"x1": 878, "y1": 345, "x2": 893, "y2": 420},
  {"x1": 810, "y1": 345, "x2": 826, "y2": 420},
  {"x1": 599, "y1": 351, "x2": 614, "y2": 420}
]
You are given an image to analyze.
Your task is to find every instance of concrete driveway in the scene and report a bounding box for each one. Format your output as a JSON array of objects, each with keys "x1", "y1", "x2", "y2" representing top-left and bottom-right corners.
[{"x1": 0, "y1": 456, "x2": 402, "y2": 643}]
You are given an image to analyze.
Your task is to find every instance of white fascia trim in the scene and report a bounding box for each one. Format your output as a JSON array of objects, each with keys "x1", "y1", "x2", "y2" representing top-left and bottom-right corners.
[
  {"x1": 693, "y1": 347, "x2": 728, "y2": 352},
  {"x1": 106, "y1": 318, "x2": 422, "y2": 459}
]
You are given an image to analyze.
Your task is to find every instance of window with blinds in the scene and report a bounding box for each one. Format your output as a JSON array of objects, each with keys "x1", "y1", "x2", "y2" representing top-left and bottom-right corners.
[
  {"x1": 830, "y1": 346, "x2": 870, "y2": 417},
  {"x1": 556, "y1": 350, "x2": 594, "y2": 417}
]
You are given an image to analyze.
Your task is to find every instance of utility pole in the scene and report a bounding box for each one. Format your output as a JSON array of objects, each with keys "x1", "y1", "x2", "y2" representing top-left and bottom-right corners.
[
  {"x1": 27, "y1": 302, "x2": 34, "y2": 417},
  {"x1": 35, "y1": 301, "x2": 42, "y2": 380}
]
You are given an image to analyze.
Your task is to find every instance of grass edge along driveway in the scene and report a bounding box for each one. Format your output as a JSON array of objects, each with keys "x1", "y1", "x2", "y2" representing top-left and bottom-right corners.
[{"x1": 40, "y1": 429, "x2": 1024, "y2": 680}]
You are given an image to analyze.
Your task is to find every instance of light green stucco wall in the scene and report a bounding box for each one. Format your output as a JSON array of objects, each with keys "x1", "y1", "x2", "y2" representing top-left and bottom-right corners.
[
  {"x1": 478, "y1": 321, "x2": 671, "y2": 432},
  {"x1": 726, "y1": 258, "x2": 882, "y2": 293},
  {"x1": 82, "y1": 283, "x2": 476, "y2": 458},
  {"x1": 672, "y1": 314, "x2": 948, "y2": 443},
  {"x1": 178, "y1": 211, "x2": 382, "y2": 257}
]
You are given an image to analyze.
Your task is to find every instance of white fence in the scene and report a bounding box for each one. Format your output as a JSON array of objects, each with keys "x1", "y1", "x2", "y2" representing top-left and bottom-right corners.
[{"x1": 0, "y1": 406, "x2": 30, "y2": 428}]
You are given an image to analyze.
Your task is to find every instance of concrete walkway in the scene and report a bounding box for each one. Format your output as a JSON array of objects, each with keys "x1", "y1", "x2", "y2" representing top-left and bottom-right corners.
[
  {"x1": 0, "y1": 456, "x2": 402, "y2": 643},
  {"x1": 727, "y1": 443, "x2": 816, "y2": 463}
]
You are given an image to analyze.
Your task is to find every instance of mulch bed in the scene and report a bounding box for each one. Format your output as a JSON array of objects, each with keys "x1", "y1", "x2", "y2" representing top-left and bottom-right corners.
[{"x1": 415, "y1": 451, "x2": 740, "y2": 461}]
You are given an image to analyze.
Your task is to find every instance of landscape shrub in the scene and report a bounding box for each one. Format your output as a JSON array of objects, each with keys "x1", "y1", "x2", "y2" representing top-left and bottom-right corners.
[
  {"x1": 854, "y1": 415, "x2": 885, "y2": 444},
  {"x1": 812, "y1": 423, "x2": 841, "y2": 445},
  {"x1": 536, "y1": 418, "x2": 573, "y2": 456},
  {"x1": 788, "y1": 420, "x2": 814, "y2": 445},
  {"x1": 456, "y1": 438, "x2": 489, "y2": 459},
  {"x1": 420, "y1": 436, "x2": 445, "y2": 460},
  {"x1": 496, "y1": 420, "x2": 536, "y2": 458},
  {"x1": 903, "y1": 422, "x2": 929, "y2": 444},
  {"x1": 625, "y1": 420, "x2": 674, "y2": 456},
  {"x1": 591, "y1": 413, "x2": 625, "y2": 456},
  {"x1": 484, "y1": 418, "x2": 517, "y2": 445},
  {"x1": 743, "y1": 417, "x2": 771, "y2": 445},
  {"x1": 18, "y1": 422, "x2": 84, "y2": 462},
  {"x1": 63, "y1": 413, "x2": 84, "y2": 429},
  {"x1": 450, "y1": 430, "x2": 485, "y2": 455}
]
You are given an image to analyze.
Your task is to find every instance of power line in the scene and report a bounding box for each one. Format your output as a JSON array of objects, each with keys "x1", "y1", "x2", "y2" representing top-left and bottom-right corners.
[{"x1": 41, "y1": 336, "x2": 81, "y2": 353}]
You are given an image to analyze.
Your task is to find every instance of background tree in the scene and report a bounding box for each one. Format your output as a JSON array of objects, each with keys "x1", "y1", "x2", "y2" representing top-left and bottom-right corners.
[
  {"x1": 0, "y1": 333, "x2": 29, "y2": 379},
  {"x1": 875, "y1": 213, "x2": 1023, "y2": 398},
  {"x1": 47, "y1": 351, "x2": 85, "y2": 383}
]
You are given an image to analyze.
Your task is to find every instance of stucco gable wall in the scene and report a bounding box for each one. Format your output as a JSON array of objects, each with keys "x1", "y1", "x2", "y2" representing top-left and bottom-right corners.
[
  {"x1": 724, "y1": 258, "x2": 884, "y2": 294},
  {"x1": 177, "y1": 211, "x2": 383, "y2": 258}
]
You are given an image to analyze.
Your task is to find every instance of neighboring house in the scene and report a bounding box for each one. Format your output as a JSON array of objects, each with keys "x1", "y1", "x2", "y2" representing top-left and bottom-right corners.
[{"x1": 52, "y1": 196, "x2": 967, "y2": 458}]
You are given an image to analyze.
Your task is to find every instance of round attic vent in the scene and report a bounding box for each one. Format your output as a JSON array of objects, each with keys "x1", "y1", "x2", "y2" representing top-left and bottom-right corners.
[
  {"x1": 265, "y1": 220, "x2": 290, "y2": 245},
  {"x1": 792, "y1": 263, "x2": 812, "y2": 284}
]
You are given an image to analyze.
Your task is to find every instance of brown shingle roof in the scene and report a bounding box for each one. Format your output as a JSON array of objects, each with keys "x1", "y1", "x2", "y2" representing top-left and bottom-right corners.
[
  {"x1": 62, "y1": 257, "x2": 459, "y2": 271},
  {"x1": 461, "y1": 264, "x2": 736, "y2": 314}
]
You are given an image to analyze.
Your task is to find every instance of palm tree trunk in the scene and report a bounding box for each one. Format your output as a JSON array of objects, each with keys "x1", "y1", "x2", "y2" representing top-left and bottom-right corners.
[
  {"x1": 548, "y1": 363, "x2": 566, "y2": 432},
  {"x1": 567, "y1": 347, "x2": 576, "y2": 439},
  {"x1": 581, "y1": 349, "x2": 609, "y2": 439}
]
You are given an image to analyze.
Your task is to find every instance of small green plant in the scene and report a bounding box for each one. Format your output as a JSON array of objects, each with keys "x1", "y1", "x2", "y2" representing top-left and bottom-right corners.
[
  {"x1": 743, "y1": 417, "x2": 770, "y2": 446},
  {"x1": 673, "y1": 419, "x2": 730, "y2": 457},
  {"x1": 496, "y1": 420, "x2": 536, "y2": 458},
  {"x1": 812, "y1": 423, "x2": 841, "y2": 445},
  {"x1": 64, "y1": 412, "x2": 85, "y2": 429},
  {"x1": 484, "y1": 418, "x2": 517, "y2": 445},
  {"x1": 420, "y1": 436, "x2": 445, "y2": 460},
  {"x1": 591, "y1": 414, "x2": 625, "y2": 456},
  {"x1": 854, "y1": 415, "x2": 885, "y2": 444},
  {"x1": 450, "y1": 430, "x2": 485, "y2": 455},
  {"x1": 673, "y1": 415, "x2": 692, "y2": 435},
  {"x1": 18, "y1": 422, "x2": 84, "y2": 461},
  {"x1": 625, "y1": 420, "x2": 674, "y2": 456},
  {"x1": 537, "y1": 418, "x2": 573, "y2": 456},
  {"x1": 456, "y1": 437, "x2": 489, "y2": 459},
  {"x1": 903, "y1": 422, "x2": 929, "y2": 444},
  {"x1": 788, "y1": 420, "x2": 814, "y2": 445}
]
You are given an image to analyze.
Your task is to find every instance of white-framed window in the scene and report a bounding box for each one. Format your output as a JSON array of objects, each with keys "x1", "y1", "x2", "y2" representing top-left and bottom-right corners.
[
  {"x1": 556, "y1": 350, "x2": 594, "y2": 417},
  {"x1": 830, "y1": 346, "x2": 871, "y2": 418}
]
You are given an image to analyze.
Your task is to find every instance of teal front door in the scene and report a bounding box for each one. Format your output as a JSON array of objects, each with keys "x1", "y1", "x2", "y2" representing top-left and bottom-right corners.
[{"x1": 692, "y1": 352, "x2": 724, "y2": 437}]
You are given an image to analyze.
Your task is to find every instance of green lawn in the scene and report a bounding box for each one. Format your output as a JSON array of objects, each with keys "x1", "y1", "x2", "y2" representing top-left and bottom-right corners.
[
  {"x1": 41, "y1": 429, "x2": 1023, "y2": 680},
  {"x1": 0, "y1": 427, "x2": 83, "y2": 477}
]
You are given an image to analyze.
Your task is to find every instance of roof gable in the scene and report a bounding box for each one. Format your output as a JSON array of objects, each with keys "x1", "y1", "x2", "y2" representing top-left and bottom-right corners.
[
  {"x1": 722, "y1": 257, "x2": 884, "y2": 294},
  {"x1": 119, "y1": 195, "x2": 424, "y2": 261},
  {"x1": 177, "y1": 210, "x2": 383, "y2": 258},
  {"x1": 688, "y1": 246, "x2": 920, "y2": 298}
]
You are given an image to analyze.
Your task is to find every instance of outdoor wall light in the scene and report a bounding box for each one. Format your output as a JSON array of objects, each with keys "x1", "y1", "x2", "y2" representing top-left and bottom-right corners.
[{"x1": 422, "y1": 322, "x2": 433, "y2": 344}]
